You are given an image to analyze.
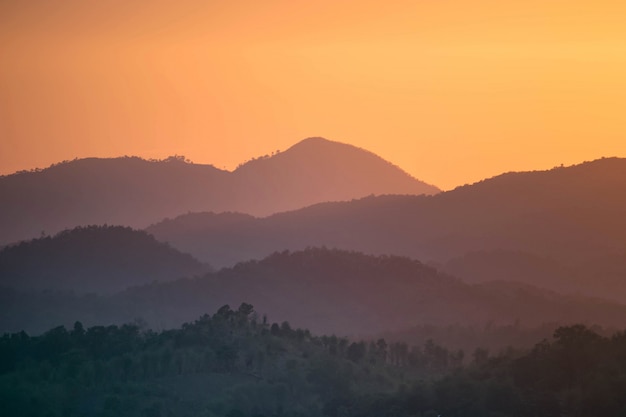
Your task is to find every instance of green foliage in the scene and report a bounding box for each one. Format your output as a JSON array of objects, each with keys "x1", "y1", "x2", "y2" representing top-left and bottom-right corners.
[
  {"x1": 0, "y1": 304, "x2": 402, "y2": 416},
  {"x1": 2, "y1": 309, "x2": 626, "y2": 416}
]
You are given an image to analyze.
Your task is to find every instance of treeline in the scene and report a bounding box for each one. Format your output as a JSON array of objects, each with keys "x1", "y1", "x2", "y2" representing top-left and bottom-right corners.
[
  {"x1": 378, "y1": 320, "x2": 619, "y2": 353},
  {"x1": 347, "y1": 324, "x2": 626, "y2": 417},
  {"x1": 0, "y1": 303, "x2": 455, "y2": 417},
  {"x1": 2, "y1": 305, "x2": 626, "y2": 416},
  {"x1": 4, "y1": 156, "x2": 194, "y2": 178}
]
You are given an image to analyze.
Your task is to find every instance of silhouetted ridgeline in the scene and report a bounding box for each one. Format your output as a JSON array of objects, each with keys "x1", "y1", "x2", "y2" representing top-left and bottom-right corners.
[
  {"x1": 2, "y1": 305, "x2": 626, "y2": 416},
  {"x1": 0, "y1": 137, "x2": 438, "y2": 245},
  {"x1": 2, "y1": 248, "x2": 626, "y2": 335},
  {"x1": 0, "y1": 225, "x2": 210, "y2": 294},
  {"x1": 148, "y1": 157, "x2": 626, "y2": 301}
]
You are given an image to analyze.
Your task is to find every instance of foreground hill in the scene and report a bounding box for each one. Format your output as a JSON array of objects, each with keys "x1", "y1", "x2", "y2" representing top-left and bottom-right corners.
[
  {"x1": 0, "y1": 303, "x2": 626, "y2": 417},
  {"x1": 0, "y1": 225, "x2": 210, "y2": 294},
  {"x1": 0, "y1": 137, "x2": 438, "y2": 245},
  {"x1": 148, "y1": 157, "x2": 626, "y2": 301},
  {"x1": 4, "y1": 306, "x2": 625, "y2": 417},
  {"x1": 0, "y1": 305, "x2": 406, "y2": 417},
  {"x1": 2, "y1": 248, "x2": 625, "y2": 335}
]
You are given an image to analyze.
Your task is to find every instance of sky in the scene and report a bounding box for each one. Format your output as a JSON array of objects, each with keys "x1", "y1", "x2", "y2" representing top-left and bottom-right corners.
[{"x1": 1, "y1": 0, "x2": 626, "y2": 190}]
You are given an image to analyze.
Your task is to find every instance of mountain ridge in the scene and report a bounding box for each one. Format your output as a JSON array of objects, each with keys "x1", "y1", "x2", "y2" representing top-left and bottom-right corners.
[
  {"x1": 147, "y1": 157, "x2": 626, "y2": 301},
  {"x1": 0, "y1": 137, "x2": 439, "y2": 245},
  {"x1": 2, "y1": 247, "x2": 626, "y2": 335}
]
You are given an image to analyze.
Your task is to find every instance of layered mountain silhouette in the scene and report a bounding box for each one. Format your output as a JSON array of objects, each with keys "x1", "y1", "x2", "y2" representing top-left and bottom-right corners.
[
  {"x1": 147, "y1": 157, "x2": 626, "y2": 301},
  {"x1": 0, "y1": 225, "x2": 210, "y2": 294},
  {"x1": 2, "y1": 248, "x2": 625, "y2": 335},
  {"x1": 0, "y1": 137, "x2": 438, "y2": 245},
  {"x1": 441, "y1": 250, "x2": 626, "y2": 302},
  {"x1": 442, "y1": 250, "x2": 572, "y2": 290}
]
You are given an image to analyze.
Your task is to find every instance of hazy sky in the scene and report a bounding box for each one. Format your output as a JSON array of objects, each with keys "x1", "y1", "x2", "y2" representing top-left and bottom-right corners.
[{"x1": 2, "y1": 0, "x2": 626, "y2": 189}]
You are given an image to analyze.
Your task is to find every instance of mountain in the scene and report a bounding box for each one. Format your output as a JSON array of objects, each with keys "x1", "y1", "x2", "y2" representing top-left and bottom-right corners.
[
  {"x1": 229, "y1": 137, "x2": 439, "y2": 214},
  {"x1": 147, "y1": 157, "x2": 626, "y2": 300},
  {"x1": 0, "y1": 138, "x2": 438, "y2": 245},
  {"x1": 3, "y1": 248, "x2": 626, "y2": 335},
  {"x1": 441, "y1": 249, "x2": 626, "y2": 302},
  {"x1": 0, "y1": 225, "x2": 210, "y2": 294},
  {"x1": 442, "y1": 250, "x2": 574, "y2": 289}
]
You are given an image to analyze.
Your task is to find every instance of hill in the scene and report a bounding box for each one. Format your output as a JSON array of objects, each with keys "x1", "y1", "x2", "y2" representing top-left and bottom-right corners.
[
  {"x1": 147, "y1": 157, "x2": 626, "y2": 301},
  {"x1": 4, "y1": 307, "x2": 626, "y2": 417},
  {"x1": 2, "y1": 248, "x2": 625, "y2": 335},
  {"x1": 5, "y1": 305, "x2": 626, "y2": 417},
  {"x1": 0, "y1": 138, "x2": 438, "y2": 245},
  {"x1": 0, "y1": 225, "x2": 210, "y2": 294},
  {"x1": 0, "y1": 304, "x2": 405, "y2": 417}
]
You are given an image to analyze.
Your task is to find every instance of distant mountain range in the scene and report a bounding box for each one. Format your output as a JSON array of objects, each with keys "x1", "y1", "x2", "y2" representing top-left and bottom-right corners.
[
  {"x1": 0, "y1": 137, "x2": 438, "y2": 245},
  {"x1": 4, "y1": 143, "x2": 626, "y2": 336},
  {"x1": 147, "y1": 157, "x2": 626, "y2": 301},
  {"x1": 439, "y1": 249, "x2": 626, "y2": 302},
  {"x1": 2, "y1": 248, "x2": 625, "y2": 335},
  {"x1": 0, "y1": 225, "x2": 210, "y2": 294}
]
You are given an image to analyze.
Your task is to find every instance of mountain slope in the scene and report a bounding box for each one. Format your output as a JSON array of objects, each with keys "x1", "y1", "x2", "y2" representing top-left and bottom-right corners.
[
  {"x1": 442, "y1": 250, "x2": 573, "y2": 288},
  {"x1": 0, "y1": 225, "x2": 210, "y2": 293},
  {"x1": 0, "y1": 138, "x2": 438, "y2": 245},
  {"x1": 442, "y1": 249, "x2": 626, "y2": 302},
  {"x1": 230, "y1": 137, "x2": 439, "y2": 215},
  {"x1": 3, "y1": 248, "x2": 625, "y2": 335},
  {"x1": 0, "y1": 156, "x2": 230, "y2": 245},
  {"x1": 147, "y1": 157, "x2": 626, "y2": 300}
]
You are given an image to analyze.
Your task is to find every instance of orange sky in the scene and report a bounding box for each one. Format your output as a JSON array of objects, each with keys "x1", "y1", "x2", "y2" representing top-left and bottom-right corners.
[{"x1": 2, "y1": 0, "x2": 626, "y2": 190}]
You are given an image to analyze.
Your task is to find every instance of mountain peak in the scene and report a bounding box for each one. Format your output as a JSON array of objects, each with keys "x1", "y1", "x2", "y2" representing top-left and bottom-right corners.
[
  {"x1": 291, "y1": 136, "x2": 334, "y2": 146},
  {"x1": 285, "y1": 136, "x2": 375, "y2": 155},
  {"x1": 231, "y1": 137, "x2": 439, "y2": 213}
]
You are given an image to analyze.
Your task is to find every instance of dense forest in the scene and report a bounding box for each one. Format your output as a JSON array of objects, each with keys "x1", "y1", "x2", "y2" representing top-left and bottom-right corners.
[{"x1": 2, "y1": 304, "x2": 625, "y2": 416}]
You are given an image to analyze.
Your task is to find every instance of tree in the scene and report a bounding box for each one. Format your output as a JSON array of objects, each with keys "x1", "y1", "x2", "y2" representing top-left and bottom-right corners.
[{"x1": 346, "y1": 342, "x2": 366, "y2": 363}]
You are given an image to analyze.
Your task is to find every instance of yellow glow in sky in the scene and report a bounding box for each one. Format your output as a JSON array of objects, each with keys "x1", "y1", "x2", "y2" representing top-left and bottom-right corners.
[{"x1": 2, "y1": 0, "x2": 626, "y2": 189}]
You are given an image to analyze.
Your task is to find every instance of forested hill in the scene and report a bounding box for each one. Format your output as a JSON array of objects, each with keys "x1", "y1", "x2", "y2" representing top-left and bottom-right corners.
[
  {"x1": 2, "y1": 305, "x2": 625, "y2": 416},
  {"x1": 0, "y1": 225, "x2": 210, "y2": 294},
  {"x1": 3, "y1": 248, "x2": 626, "y2": 335}
]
